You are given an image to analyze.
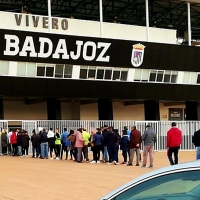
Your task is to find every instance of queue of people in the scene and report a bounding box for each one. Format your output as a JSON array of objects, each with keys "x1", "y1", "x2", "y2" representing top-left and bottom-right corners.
[
  {"x1": 0, "y1": 122, "x2": 192, "y2": 168},
  {"x1": 0, "y1": 126, "x2": 141, "y2": 165},
  {"x1": 1, "y1": 129, "x2": 31, "y2": 157}
]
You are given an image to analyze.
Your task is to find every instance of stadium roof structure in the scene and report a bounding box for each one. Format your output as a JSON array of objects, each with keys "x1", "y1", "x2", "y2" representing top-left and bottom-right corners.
[{"x1": 1, "y1": 0, "x2": 200, "y2": 40}]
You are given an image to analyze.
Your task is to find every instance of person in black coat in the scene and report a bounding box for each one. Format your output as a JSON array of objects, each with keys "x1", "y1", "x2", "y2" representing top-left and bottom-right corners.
[
  {"x1": 39, "y1": 129, "x2": 49, "y2": 159},
  {"x1": 1, "y1": 130, "x2": 8, "y2": 155},
  {"x1": 120, "y1": 130, "x2": 129, "y2": 164},
  {"x1": 104, "y1": 127, "x2": 118, "y2": 165},
  {"x1": 17, "y1": 131, "x2": 22, "y2": 156},
  {"x1": 102, "y1": 125, "x2": 109, "y2": 162},
  {"x1": 21, "y1": 131, "x2": 30, "y2": 157},
  {"x1": 113, "y1": 129, "x2": 121, "y2": 163},
  {"x1": 31, "y1": 129, "x2": 40, "y2": 158},
  {"x1": 192, "y1": 129, "x2": 200, "y2": 160}
]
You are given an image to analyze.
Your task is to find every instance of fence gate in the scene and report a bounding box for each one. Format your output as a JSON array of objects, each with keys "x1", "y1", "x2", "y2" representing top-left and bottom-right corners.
[
  {"x1": 0, "y1": 121, "x2": 8, "y2": 154},
  {"x1": 22, "y1": 121, "x2": 37, "y2": 154}
]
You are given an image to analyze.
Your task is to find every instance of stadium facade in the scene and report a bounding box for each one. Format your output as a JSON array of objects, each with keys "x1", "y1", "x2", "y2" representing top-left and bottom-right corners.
[{"x1": 0, "y1": 1, "x2": 199, "y2": 124}]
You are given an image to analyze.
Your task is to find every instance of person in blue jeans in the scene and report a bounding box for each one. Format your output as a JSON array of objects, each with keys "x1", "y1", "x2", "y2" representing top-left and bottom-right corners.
[
  {"x1": 39, "y1": 129, "x2": 49, "y2": 159},
  {"x1": 60, "y1": 128, "x2": 69, "y2": 160},
  {"x1": 192, "y1": 129, "x2": 200, "y2": 160},
  {"x1": 120, "y1": 130, "x2": 129, "y2": 164},
  {"x1": 16, "y1": 131, "x2": 22, "y2": 156},
  {"x1": 124, "y1": 126, "x2": 131, "y2": 161},
  {"x1": 114, "y1": 129, "x2": 121, "y2": 163},
  {"x1": 102, "y1": 125, "x2": 108, "y2": 162},
  {"x1": 31, "y1": 129, "x2": 40, "y2": 158},
  {"x1": 104, "y1": 126, "x2": 118, "y2": 165}
]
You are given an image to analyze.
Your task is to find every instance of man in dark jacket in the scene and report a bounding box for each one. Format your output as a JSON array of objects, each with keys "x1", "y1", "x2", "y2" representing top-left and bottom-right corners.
[
  {"x1": 114, "y1": 129, "x2": 121, "y2": 163},
  {"x1": 192, "y1": 129, "x2": 200, "y2": 160},
  {"x1": 17, "y1": 131, "x2": 22, "y2": 156},
  {"x1": 1, "y1": 130, "x2": 8, "y2": 155},
  {"x1": 91, "y1": 129, "x2": 104, "y2": 163},
  {"x1": 31, "y1": 129, "x2": 40, "y2": 158},
  {"x1": 123, "y1": 126, "x2": 131, "y2": 161},
  {"x1": 120, "y1": 130, "x2": 129, "y2": 164},
  {"x1": 102, "y1": 125, "x2": 108, "y2": 162},
  {"x1": 60, "y1": 128, "x2": 69, "y2": 160},
  {"x1": 104, "y1": 126, "x2": 118, "y2": 165},
  {"x1": 39, "y1": 129, "x2": 48, "y2": 159},
  {"x1": 21, "y1": 131, "x2": 30, "y2": 157},
  {"x1": 128, "y1": 126, "x2": 142, "y2": 166}
]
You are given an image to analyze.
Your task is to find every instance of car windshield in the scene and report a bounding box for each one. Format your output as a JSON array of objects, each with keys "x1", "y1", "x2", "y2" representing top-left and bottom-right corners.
[{"x1": 114, "y1": 170, "x2": 200, "y2": 200}]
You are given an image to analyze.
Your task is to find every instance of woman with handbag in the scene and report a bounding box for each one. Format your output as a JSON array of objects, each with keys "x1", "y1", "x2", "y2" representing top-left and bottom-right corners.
[
  {"x1": 75, "y1": 128, "x2": 85, "y2": 163},
  {"x1": 88, "y1": 130, "x2": 96, "y2": 162},
  {"x1": 68, "y1": 130, "x2": 77, "y2": 161}
]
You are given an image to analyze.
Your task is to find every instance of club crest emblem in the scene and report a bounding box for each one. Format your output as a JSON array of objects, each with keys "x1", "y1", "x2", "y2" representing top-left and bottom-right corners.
[{"x1": 131, "y1": 43, "x2": 145, "y2": 67}]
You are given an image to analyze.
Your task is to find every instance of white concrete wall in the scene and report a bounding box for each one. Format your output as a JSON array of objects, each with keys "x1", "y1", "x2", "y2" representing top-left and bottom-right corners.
[{"x1": 0, "y1": 11, "x2": 177, "y2": 44}]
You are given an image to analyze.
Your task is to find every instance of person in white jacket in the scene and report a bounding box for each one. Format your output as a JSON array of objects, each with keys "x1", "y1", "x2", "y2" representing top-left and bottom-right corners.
[{"x1": 47, "y1": 128, "x2": 55, "y2": 159}]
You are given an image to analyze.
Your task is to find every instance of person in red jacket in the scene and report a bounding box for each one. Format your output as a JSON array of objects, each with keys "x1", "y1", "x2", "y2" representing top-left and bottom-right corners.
[
  {"x1": 167, "y1": 122, "x2": 182, "y2": 165},
  {"x1": 10, "y1": 130, "x2": 18, "y2": 156}
]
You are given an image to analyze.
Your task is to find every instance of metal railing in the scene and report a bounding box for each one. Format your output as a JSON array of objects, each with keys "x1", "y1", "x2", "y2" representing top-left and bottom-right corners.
[{"x1": 0, "y1": 120, "x2": 198, "y2": 154}]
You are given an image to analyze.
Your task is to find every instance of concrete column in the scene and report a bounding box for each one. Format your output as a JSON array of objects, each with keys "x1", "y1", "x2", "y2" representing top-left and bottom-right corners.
[
  {"x1": 176, "y1": 71, "x2": 184, "y2": 84},
  {"x1": 98, "y1": 99, "x2": 113, "y2": 120},
  {"x1": 197, "y1": 103, "x2": 200, "y2": 121},
  {"x1": 46, "y1": 98, "x2": 61, "y2": 120},
  {"x1": 0, "y1": 98, "x2": 4, "y2": 119},
  {"x1": 8, "y1": 61, "x2": 17, "y2": 76},
  {"x1": 185, "y1": 101, "x2": 198, "y2": 120},
  {"x1": 144, "y1": 100, "x2": 160, "y2": 120},
  {"x1": 127, "y1": 69, "x2": 135, "y2": 82},
  {"x1": 72, "y1": 65, "x2": 80, "y2": 79}
]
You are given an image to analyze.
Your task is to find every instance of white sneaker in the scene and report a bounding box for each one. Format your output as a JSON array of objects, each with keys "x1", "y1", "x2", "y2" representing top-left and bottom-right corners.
[
  {"x1": 90, "y1": 161, "x2": 96, "y2": 164},
  {"x1": 56, "y1": 157, "x2": 60, "y2": 160},
  {"x1": 107, "y1": 162, "x2": 111, "y2": 165},
  {"x1": 97, "y1": 161, "x2": 100, "y2": 164},
  {"x1": 114, "y1": 161, "x2": 118, "y2": 165}
]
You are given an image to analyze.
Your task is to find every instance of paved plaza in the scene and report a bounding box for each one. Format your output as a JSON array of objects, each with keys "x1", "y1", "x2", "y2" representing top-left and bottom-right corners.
[{"x1": 0, "y1": 151, "x2": 196, "y2": 200}]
